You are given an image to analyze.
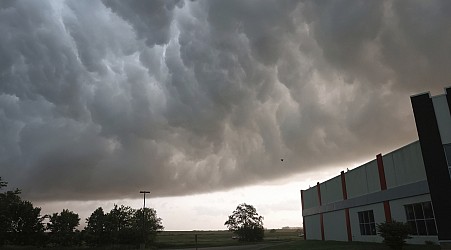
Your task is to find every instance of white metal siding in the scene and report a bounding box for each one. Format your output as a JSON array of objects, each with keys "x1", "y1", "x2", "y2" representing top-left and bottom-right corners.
[
  {"x1": 323, "y1": 210, "x2": 347, "y2": 241},
  {"x1": 305, "y1": 214, "x2": 322, "y2": 240},
  {"x1": 383, "y1": 142, "x2": 427, "y2": 188},
  {"x1": 346, "y1": 160, "x2": 380, "y2": 199},
  {"x1": 321, "y1": 175, "x2": 343, "y2": 204},
  {"x1": 303, "y1": 187, "x2": 319, "y2": 210}
]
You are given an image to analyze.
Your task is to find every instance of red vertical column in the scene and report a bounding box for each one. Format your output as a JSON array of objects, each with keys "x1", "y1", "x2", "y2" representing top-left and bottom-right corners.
[
  {"x1": 300, "y1": 190, "x2": 306, "y2": 240},
  {"x1": 341, "y1": 171, "x2": 352, "y2": 241},
  {"x1": 317, "y1": 182, "x2": 325, "y2": 241},
  {"x1": 377, "y1": 154, "x2": 392, "y2": 222}
]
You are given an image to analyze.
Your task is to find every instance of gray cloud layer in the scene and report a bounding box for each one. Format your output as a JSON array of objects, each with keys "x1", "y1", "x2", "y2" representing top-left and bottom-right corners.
[{"x1": 1, "y1": 0, "x2": 450, "y2": 201}]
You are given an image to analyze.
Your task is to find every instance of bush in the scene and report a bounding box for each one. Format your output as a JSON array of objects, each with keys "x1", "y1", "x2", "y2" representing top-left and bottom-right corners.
[{"x1": 377, "y1": 221, "x2": 411, "y2": 250}]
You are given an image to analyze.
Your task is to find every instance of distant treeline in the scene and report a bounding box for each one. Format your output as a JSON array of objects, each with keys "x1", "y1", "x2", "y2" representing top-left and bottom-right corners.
[{"x1": 0, "y1": 177, "x2": 163, "y2": 248}]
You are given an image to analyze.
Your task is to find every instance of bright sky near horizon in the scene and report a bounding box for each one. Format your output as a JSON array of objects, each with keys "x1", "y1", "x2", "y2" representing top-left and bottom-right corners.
[
  {"x1": 36, "y1": 169, "x2": 343, "y2": 230},
  {"x1": 2, "y1": 0, "x2": 451, "y2": 230}
]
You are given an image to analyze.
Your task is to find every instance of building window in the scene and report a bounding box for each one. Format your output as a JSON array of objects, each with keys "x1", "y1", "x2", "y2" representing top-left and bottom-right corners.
[
  {"x1": 444, "y1": 144, "x2": 451, "y2": 179},
  {"x1": 358, "y1": 210, "x2": 376, "y2": 235},
  {"x1": 404, "y1": 202, "x2": 437, "y2": 236}
]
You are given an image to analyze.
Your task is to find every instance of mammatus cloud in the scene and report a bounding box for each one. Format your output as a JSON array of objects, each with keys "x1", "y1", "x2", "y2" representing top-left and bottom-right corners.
[{"x1": 1, "y1": 0, "x2": 450, "y2": 201}]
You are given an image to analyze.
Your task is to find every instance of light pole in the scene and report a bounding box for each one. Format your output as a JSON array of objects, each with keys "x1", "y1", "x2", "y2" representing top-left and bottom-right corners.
[{"x1": 140, "y1": 191, "x2": 150, "y2": 249}]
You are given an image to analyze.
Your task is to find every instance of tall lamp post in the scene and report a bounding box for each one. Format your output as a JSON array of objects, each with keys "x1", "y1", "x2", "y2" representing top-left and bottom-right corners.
[{"x1": 140, "y1": 191, "x2": 150, "y2": 249}]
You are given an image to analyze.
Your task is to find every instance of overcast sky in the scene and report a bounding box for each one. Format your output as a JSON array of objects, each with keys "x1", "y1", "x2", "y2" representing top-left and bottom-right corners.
[{"x1": 1, "y1": 0, "x2": 451, "y2": 230}]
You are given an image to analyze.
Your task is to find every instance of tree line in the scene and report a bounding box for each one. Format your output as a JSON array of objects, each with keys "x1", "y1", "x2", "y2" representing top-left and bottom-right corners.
[
  {"x1": 0, "y1": 177, "x2": 163, "y2": 248},
  {"x1": 2, "y1": 175, "x2": 268, "y2": 247}
]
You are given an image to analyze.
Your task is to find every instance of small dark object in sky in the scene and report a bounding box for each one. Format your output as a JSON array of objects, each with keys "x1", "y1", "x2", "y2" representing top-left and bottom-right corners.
[{"x1": 281, "y1": 159, "x2": 283, "y2": 162}]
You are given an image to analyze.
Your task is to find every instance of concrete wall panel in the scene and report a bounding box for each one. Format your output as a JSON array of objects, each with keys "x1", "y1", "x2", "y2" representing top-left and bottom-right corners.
[
  {"x1": 304, "y1": 214, "x2": 321, "y2": 240},
  {"x1": 346, "y1": 160, "x2": 379, "y2": 199},
  {"x1": 383, "y1": 141, "x2": 426, "y2": 188},
  {"x1": 323, "y1": 210, "x2": 347, "y2": 241},
  {"x1": 365, "y1": 160, "x2": 380, "y2": 194},
  {"x1": 346, "y1": 163, "x2": 368, "y2": 199},
  {"x1": 321, "y1": 175, "x2": 343, "y2": 204},
  {"x1": 303, "y1": 187, "x2": 319, "y2": 210},
  {"x1": 383, "y1": 153, "x2": 398, "y2": 189}
]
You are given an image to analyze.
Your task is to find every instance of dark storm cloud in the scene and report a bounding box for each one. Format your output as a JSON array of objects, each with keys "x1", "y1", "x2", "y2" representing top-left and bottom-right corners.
[
  {"x1": 1, "y1": 0, "x2": 450, "y2": 201},
  {"x1": 102, "y1": 0, "x2": 184, "y2": 46}
]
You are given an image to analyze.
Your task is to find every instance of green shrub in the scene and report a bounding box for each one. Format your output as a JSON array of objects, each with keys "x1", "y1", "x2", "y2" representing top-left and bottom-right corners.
[{"x1": 377, "y1": 221, "x2": 411, "y2": 250}]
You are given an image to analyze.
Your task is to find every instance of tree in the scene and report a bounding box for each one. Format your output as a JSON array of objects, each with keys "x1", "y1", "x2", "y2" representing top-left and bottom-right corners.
[
  {"x1": 8, "y1": 200, "x2": 45, "y2": 245},
  {"x1": 0, "y1": 185, "x2": 21, "y2": 245},
  {"x1": 84, "y1": 207, "x2": 108, "y2": 246},
  {"x1": 132, "y1": 207, "x2": 164, "y2": 246},
  {"x1": 47, "y1": 209, "x2": 80, "y2": 246},
  {"x1": 0, "y1": 177, "x2": 7, "y2": 189},
  {"x1": 225, "y1": 203, "x2": 264, "y2": 241},
  {"x1": 84, "y1": 205, "x2": 164, "y2": 247},
  {"x1": 377, "y1": 221, "x2": 411, "y2": 250},
  {"x1": 105, "y1": 204, "x2": 136, "y2": 245},
  {"x1": 0, "y1": 177, "x2": 45, "y2": 246}
]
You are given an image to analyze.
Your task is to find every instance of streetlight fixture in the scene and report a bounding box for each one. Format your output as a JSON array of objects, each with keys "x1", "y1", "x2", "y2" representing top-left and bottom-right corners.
[
  {"x1": 140, "y1": 191, "x2": 150, "y2": 209},
  {"x1": 140, "y1": 191, "x2": 150, "y2": 249}
]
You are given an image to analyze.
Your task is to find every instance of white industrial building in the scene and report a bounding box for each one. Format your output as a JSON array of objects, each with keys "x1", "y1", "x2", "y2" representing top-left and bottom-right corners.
[{"x1": 301, "y1": 87, "x2": 451, "y2": 248}]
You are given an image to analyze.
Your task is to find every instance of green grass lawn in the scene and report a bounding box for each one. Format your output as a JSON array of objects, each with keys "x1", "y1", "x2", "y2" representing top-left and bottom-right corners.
[
  {"x1": 155, "y1": 229, "x2": 301, "y2": 248},
  {"x1": 262, "y1": 240, "x2": 441, "y2": 250},
  {"x1": 2, "y1": 231, "x2": 440, "y2": 250}
]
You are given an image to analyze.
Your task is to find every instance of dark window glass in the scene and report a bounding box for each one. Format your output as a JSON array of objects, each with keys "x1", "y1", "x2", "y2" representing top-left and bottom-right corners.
[
  {"x1": 360, "y1": 224, "x2": 365, "y2": 235},
  {"x1": 404, "y1": 202, "x2": 437, "y2": 236},
  {"x1": 426, "y1": 219, "x2": 437, "y2": 235},
  {"x1": 358, "y1": 210, "x2": 376, "y2": 235},
  {"x1": 405, "y1": 205, "x2": 414, "y2": 220},
  {"x1": 365, "y1": 224, "x2": 371, "y2": 235},
  {"x1": 407, "y1": 221, "x2": 417, "y2": 235},
  {"x1": 417, "y1": 220, "x2": 427, "y2": 235},
  {"x1": 414, "y1": 203, "x2": 424, "y2": 219}
]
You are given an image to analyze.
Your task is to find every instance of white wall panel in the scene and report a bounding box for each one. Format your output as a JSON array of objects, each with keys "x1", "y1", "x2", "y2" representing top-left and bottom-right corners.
[
  {"x1": 346, "y1": 163, "x2": 368, "y2": 199},
  {"x1": 305, "y1": 214, "x2": 321, "y2": 240},
  {"x1": 321, "y1": 175, "x2": 343, "y2": 204},
  {"x1": 323, "y1": 210, "x2": 347, "y2": 241},
  {"x1": 383, "y1": 152, "x2": 398, "y2": 189},
  {"x1": 346, "y1": 160, "x2": 379, "y2": 199},
  {"x1": 303, "y1": 187, "x2": 319, "y2": 209},
  {"x1": 383, "y1": 141, "x2": 426, "y2": 188},
  {"x1": 365, "y1": 160, "x2": 380, "y2": 194}
]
